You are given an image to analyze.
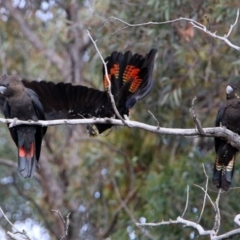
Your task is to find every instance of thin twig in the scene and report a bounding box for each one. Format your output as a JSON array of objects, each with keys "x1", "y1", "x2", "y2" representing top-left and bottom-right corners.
[
  {"x1": 194, "y1": 184, "x2": 216, "y2": 210},
  {"x1": 86, "y1": 30, "x2": 129, "y2": 127},
  {"x1": 205, "y1": 15, "x2": 211, "y2": 31},
  {"x1": 213, "y1": 189, "x2": 221, "y2": 233},
  {"x1": 64, "y1": 212, "x2": 71, "y2": 239},
  {"x1": 6, "y1": 232, "x2": 27, "y2": 240},
  {"x1": 0, "y1": 207, "x2": 31, "y2": 240},
  {"x1": 225, "y1": 8, "x2": 239, "y2": 38},
  {"x1": 189, "y1": 96, "x2": 205, "y2": 135},
  {"x1": 137, "y1": 216, "x2": 215, "y2": 236},
  {"x1": 52, "y1": 210, "x2": 71, "y2": 240},
  {"x1": 148, "y1": 110, "x2": 160, "y2": 129},
  {"x1": 197, "y1": 164, "x2": 209, "y2": 223},
  {"x1": 181, "y1": 185, "x2": 189, "y2": 218},
  {"x1": 0, "y1": 207, "x2": 19, "y2": 232},
  {"x1": 105, "y1": 9, "x2": 240, "y2": 51}
]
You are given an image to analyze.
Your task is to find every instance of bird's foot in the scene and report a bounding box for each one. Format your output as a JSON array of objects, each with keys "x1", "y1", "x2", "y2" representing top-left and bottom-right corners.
[
  {"x1": 12, "y1": 117, "x2": 18, "y2": 126},
  {"x1": 124, "y1": 114, "x2": 129, "y2": 120}
]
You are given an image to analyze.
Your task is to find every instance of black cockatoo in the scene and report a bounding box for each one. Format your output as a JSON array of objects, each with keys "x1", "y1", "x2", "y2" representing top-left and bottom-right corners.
[
  {"x1": 213, "y1": 78, "x2": 240, "y2": 191},
  {"x1": 0, "y1": 49, "x2": 157, "y2": 177},
  {"x1": 0, "y1": 74, "x2": 47, "y2": 178},
  {"x1": 23, "y1": 49, "x2": 157, "y2": 135}
]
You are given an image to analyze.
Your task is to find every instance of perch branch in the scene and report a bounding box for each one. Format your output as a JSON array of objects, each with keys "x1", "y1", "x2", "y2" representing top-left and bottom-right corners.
[{"x1": 1, "y1": 117, "x2": 240, "y2": 151}]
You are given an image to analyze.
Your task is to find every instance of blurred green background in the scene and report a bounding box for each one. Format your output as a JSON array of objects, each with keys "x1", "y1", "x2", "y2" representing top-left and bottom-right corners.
[{"x1": 0, "y1": 0, "x2": 240, "y2": 239}]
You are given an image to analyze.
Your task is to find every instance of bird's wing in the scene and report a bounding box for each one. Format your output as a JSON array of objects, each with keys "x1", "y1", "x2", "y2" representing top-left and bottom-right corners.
[
  {"x1": 26, "y1": 88, "x2": 47, "y2": 161},
  {"x1": 214, "y1": 102, "x2": 227, "y2": 152},
  {"x1": 27, "y1": 88, "x2": 46, "y2": 121},
  {"x1": 215, "y1": 102, "x2": 226, "y2": 127},
  {"x1": 2, "y1": 100, "x2": 18, "y2": 147},
  {"x1": 23, "y1": 80, "x2": 110, "y2": 120}
]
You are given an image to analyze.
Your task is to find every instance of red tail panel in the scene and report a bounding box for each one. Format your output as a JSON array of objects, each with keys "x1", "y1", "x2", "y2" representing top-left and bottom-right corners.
[
  {"x1": 19, "y1": 147, "x2": 26, "y2": 158},
  {"x1": 18, "y1": 142, "x2": 36, "y2": 178},
  {"x1": 104, "y1": 63, "x2": 120, "y2": 90},
  {"x1": 18, "y1": 143, "x2": 34, "y2": 159},
  {"x1": 123, "y1": 66, "x2": 140, "y2": 82}
]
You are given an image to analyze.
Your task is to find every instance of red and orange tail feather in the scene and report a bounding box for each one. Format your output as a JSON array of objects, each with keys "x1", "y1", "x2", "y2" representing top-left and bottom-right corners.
[
  {"x1": 123, "y1": 65, "x2": 142, "y2": 93},
  {"x1": 103, "y1": 49, "x2": 156, "y2": 100},
  {"x1": 104, "y1": 63, "x2": 120, "y2": 90},
  {"x1": 19, "y1": 146, "x2": 26, "y2": 158},
  {"x1": 18, "y1": 142, "x2": 36, "y2": 178},
  {"x1": 18, "y1": 143, "x2": 34, "y2": 158}
]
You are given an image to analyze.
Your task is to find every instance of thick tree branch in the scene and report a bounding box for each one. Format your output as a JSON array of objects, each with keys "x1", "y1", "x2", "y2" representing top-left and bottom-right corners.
[{"x1": 1, "y1": 117, "x2": 240, "y2": 150}]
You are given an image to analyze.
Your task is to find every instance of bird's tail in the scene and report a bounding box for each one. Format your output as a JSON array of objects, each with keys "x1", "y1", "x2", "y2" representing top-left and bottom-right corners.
[
  {"x1": 103, "y1": 48, "x2": 157, "y2": 108},
  {"x1": 213, "y1": 144, "x2": 236, "y2": 191},
  {"x1": 18, "y1": 141, "x2": 36, "y2": 178},
  {"x1": 88, "y1": 49, "x2": 157, "y2": 136}
]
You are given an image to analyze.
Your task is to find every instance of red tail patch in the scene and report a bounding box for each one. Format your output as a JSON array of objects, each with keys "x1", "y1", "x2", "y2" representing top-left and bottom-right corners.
[
  {"x1": 104, "y1": 63, "x2": 120, "y2": 90},
  {"x1": 123, "y1": 66, "x2": 142, "y2": 92},
  {"x1": 19, "y1": 147, "x2": 26, "y2": 157},
  {"x1": 19, "y1": 143, "x2": 34, "y2": 159}
]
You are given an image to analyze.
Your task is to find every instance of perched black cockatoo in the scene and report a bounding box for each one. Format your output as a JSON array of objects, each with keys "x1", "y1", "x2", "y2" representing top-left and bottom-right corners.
[
  {"x1": 0, "y1": 74, "x2": 47, "y2": 178},
  {"x1": 22, "y1": 49, "x2": 157, "y2": 135},
  {"x1": 0, "y1": 49, "x2": 157, "y2": 177},
  {"x1": 213, "y1": 78, "x2": 240, "y2": 191}
]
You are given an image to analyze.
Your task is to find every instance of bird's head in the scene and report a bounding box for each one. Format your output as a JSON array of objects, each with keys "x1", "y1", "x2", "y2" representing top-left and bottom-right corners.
[
  {"x1": 226, "y1": 76, "x2": 240, "y2": 100},
  {"x1": 0, "y1": 74, "x2": 25, "y2": 98}
]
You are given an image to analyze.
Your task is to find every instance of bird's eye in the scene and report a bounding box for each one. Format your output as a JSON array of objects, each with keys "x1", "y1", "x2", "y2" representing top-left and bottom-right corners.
[{"x1": 226, "y1": 85, "x2": 233, "y2": 94}]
